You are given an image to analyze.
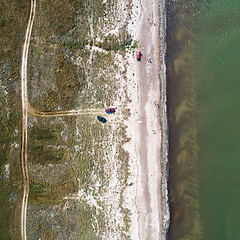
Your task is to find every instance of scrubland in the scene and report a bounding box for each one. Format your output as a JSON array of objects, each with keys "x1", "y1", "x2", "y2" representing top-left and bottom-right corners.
[{"x1": 0, "y1": 0, "x2": 139, "y2": 238}]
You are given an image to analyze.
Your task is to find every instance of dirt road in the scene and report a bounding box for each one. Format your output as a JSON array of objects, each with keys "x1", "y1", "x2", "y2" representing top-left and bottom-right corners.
[
  {"x1": 21, "y1": 0, "x2": 36, "y2": 239},
  {"x1": 28, "y1": 105, "x2": 105, "y2": 117}
]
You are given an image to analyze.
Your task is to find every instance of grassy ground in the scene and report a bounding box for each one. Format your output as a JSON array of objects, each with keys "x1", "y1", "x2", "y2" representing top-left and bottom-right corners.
[
  {"x1": 0, "y1": 0, "x2": 30, "y2": 238},
  {"x1": 28, "y1": 0, "x2": 135, "y2": 111},
  {"x1": 27, "y1": 113, "x2": 131, "y2": 238},
  {"x1": 1, "y1": 0, "x2": 135, "y2": 238}
]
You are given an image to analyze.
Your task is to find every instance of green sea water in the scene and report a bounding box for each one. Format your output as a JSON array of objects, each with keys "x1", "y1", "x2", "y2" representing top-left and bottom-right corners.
[{"x1": 167, "y1": 0, "x2": 240, "y2": 239}]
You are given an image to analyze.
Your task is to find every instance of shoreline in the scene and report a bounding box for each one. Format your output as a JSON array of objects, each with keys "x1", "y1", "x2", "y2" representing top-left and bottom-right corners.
[
  {"x1": 158, "y1": 0, "x2": 170, "y2": 238},
  {"x1": 123, "y1": 0, "x2": 169, "y2": 238}
]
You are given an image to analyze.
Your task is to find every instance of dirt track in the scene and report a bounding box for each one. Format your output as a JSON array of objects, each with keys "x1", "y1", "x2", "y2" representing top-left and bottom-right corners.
[
  {"x1": 21, "y1": 0, "x2": 36, "y2": 238},
  {"x1": 28, "y1": 105, "x2": 105, "y2": 117}
]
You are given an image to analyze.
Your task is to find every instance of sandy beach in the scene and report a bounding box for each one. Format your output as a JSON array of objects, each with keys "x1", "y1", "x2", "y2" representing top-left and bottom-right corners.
[{"x1": 123, "y1": 0, "x2": 169, "y2": 238}]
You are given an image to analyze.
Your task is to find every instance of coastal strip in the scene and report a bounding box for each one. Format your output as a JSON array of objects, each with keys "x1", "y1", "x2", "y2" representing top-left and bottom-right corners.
[
  {"x1": 158, "y1": 0, "x2": 170, "y2": 239},
  {"x1": 124, "y1": 0, "x2": 169, "y2": 238}
]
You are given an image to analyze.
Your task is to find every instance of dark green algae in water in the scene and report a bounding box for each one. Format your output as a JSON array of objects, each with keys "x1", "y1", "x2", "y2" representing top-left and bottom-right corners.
[
  {"x1": 167, "y1": 1, "x2": 202, "y2": 239},
  {"x1": 167, "y1": 0, "x2": 240, "y2": 239}
]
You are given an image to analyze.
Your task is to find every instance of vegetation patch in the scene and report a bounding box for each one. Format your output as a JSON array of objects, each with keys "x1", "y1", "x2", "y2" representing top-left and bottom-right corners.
[
  {"x1": 27, "y1": 200, "x2": 100, "y2": 239},
  {"x1": 0, "y1": 37, "x2": 23, "y2": 239},
  {"x1": 28, "y1": 122, "x2": 67, "y2": 165},
  {"x1": 0, "y1": 0, "x2": 29, "y2": 63},
  {"x1": 42, "y1": 0, "x2": 75, "y2": 35},
  {"x1": 29, "y1": 167, "x2": 78, "y2": 204},
  {"x1": 54, "y1": 46, "x2": 86, "y2": 107},
  {"x1": 29, "y1": 0, "x2": 136, "y2": 111},
  {"x1": 72, "y1": 114, "x2": 111, "y2": 188}
]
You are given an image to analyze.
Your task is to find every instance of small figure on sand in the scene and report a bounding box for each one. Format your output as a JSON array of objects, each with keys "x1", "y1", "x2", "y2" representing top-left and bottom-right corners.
[
  {"x1": 147, "y1": 58, "x2": 152, "y2": 63},
  {"x1": 154, "y1": 101, "x2": 160, "y2": 108}
]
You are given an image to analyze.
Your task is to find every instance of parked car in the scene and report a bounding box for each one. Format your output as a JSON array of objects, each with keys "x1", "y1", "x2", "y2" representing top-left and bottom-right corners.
[
  {"x1": 136, "y1": 50, "x2": 141, "y2": 61},
  {"x1": 105, "y1": 108, "x2": 115, "y2": 114},
  {"x1": 97, "y1": 116, "x2": 107, "y2": 123}
]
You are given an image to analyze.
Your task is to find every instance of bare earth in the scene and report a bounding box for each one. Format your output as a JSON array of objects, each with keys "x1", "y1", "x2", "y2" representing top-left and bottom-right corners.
[{"x1": 123, "y1": 0, "x2": 168, "y2": 239}]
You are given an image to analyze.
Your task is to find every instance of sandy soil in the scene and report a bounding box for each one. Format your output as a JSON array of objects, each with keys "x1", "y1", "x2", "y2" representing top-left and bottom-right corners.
[{"x1": 123, "y1": 0, "x2": 169, "y2": 239}]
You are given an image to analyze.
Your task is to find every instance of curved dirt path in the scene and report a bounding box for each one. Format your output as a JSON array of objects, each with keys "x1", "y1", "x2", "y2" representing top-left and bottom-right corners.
[{"x1": 21, "y1": 0, "x2": 36, "y2": 239}]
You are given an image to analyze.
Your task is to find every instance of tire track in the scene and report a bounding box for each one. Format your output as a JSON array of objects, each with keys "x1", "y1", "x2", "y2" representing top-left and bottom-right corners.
[
  {"x1": 21, "y1": 0, "x2": 36, "y2": 239},
  {"x1": 28, "y1": 106, "x2": 105, "y2": 117}
]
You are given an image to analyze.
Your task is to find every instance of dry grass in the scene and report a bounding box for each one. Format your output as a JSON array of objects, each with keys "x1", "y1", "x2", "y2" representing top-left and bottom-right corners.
[
  {"x1": 0, "y1": 0, "x2": 137, "y2": 237},
  {"x1": 0, "y1": 1, "x2": 28, "y2": 235}
]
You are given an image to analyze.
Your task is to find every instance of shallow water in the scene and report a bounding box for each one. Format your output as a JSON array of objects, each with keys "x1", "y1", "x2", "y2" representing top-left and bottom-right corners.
[{"x1": 167, "y1": 0, "x2": 240, "y2": 239}]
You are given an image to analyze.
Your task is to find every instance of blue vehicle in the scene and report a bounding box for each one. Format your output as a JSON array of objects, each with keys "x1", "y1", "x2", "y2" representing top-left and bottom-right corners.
[{"x1": 97, "y1": 116, "x2": 107, "y2": 123}]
